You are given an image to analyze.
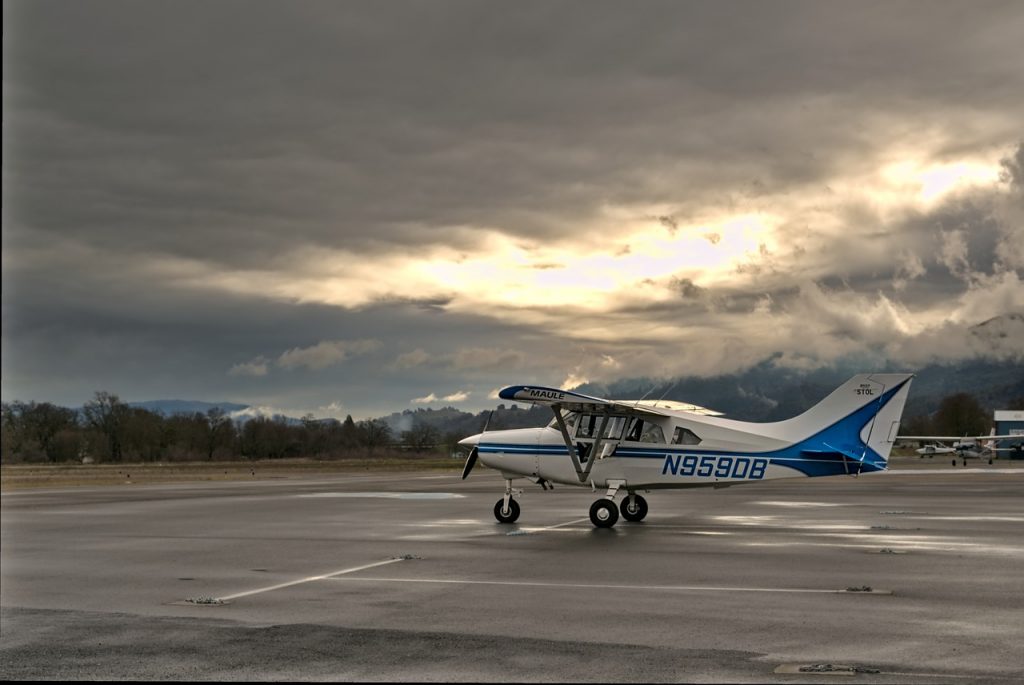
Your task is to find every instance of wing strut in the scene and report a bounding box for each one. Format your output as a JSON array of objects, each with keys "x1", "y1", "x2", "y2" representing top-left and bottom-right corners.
[{"x1": 551, "y1": 405, "x2": 605, "y2": 484}]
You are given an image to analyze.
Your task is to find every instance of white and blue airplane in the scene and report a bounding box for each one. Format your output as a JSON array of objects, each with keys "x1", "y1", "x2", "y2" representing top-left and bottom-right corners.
[{"x1": 459, "y1": 373, "x2": 915, "y2": 528}]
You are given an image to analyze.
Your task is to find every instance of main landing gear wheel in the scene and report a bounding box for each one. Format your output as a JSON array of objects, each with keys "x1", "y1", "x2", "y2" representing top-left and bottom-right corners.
[
  {"x1": 621, "y1": 494, "x2": 648, "y2": 522},
  {"x1": 589, "y1": 499, "x2": 619, "y2": 528},
  {"x1": 494, "y1": 498, "x2": 520, "y2": 524}
]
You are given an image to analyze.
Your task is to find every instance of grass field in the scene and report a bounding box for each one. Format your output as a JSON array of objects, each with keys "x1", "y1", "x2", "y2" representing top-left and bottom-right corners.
[
  {"x1": 0, "y1": 457, "x2": 462, "y2": 490},
  {"x1": 3, "y1": 451, "x2": 1020, "y2": 491}
]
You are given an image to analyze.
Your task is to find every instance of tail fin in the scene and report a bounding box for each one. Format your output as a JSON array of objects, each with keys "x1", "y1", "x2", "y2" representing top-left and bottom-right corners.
[
  {"x1": 776, "y1": 373, "x2": 914, "y2": 467},
  {"x1": 860, "y1": 374, "x2": 915, "y2": 464}
]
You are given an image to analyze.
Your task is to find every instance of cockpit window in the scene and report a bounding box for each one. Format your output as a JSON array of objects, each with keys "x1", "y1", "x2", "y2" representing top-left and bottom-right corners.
[
  {"x1": 623, "y1": 418, "x2": 666, "y2": 444},
  {"x1": 554, "y1": 413, "x2": 666, "y2": 444},
  {"x1": 672, "y1": 427, "x2": 702, "y2": 445},
  {"x1": 602, "y1": 416, "x2": 627, "y2": 440},
  {"x1": 575, "y1": 414, "x2": 598, "y2": 438},
  {"x1": 573, "y1": 414, "x2": 627, "y2": 440},
  {"x1": 639, "y1": 423, "x2": 666, "y2": 444}
]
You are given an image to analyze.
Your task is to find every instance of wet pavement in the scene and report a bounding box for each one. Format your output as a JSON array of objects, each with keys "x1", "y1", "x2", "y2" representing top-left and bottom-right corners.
[{"x1": 2, "y1": 463, "x2": 1023, "y2": 682}]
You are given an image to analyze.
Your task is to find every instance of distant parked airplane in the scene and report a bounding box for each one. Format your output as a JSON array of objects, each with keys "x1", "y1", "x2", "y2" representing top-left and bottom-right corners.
[{"x1": 900, "y1": 428, "x2": 1021, "y2": 466}]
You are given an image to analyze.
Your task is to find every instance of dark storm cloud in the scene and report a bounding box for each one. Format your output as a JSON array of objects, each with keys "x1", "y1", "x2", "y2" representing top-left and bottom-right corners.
[
  {"x1": 7, "y1": 1, "x2": 1023, "y2": 262},
  {"x1": 4, "y1": 1, "x2": 1024, "y2": 415}
]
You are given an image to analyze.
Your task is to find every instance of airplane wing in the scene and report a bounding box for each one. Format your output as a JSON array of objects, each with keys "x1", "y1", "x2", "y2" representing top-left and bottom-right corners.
[
  {"x1": 498, "y1": 385, "x2": 674, "y2": 418},
  {"x1": 498, "y1": 385, "x2": 727, "y2": 418},
  {"x1": 499, "y1": 384, "x2": 696, "y2": 484}
]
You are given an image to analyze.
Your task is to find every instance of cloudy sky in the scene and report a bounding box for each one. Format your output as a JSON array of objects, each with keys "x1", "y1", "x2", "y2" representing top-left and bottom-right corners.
[{"x1": 4, "y1": 1, "x2": 1023, "y2": 419}]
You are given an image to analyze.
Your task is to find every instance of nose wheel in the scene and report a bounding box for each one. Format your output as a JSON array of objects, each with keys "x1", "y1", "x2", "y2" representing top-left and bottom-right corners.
[
  {"x1": 493, "y1": 497, "x2": 521, "y2": 523},
  {"x1": 493, "y1": 478, "x2": 522, "y2": 523}
]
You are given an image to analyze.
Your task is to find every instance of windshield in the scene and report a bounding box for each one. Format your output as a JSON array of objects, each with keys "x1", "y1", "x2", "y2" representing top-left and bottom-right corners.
[{"x1": 547, "y1": 411, "x2": 578, "y2": 429}]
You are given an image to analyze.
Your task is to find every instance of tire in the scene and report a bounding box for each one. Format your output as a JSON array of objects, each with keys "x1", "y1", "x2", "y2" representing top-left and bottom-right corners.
[
  {"x1": 589, "y1": 499, "x2": 619, "y2": 528},
  {"x1": 621, "y1": 494, "x2": 648, "y2": 522},
  {"x1": 493, "y1": 498, "x2": 520, "y2": 524}
]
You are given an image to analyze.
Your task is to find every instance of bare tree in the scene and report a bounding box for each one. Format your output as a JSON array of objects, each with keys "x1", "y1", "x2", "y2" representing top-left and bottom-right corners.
[
  {"x1": 203, "y1": 408, "x2": 234, "y2": 460},
  {"x1": 23, "y1": 402, "x2": 78, "y2": 462},
  {"x1": 358, "y1": 418, "x2": 392, "y2": 452},
  {"x1": 401, "y1": 421, "x2": 441, "y2": 452},
  {"x1": 934, "y1": 393, "x2": 989, "y2": 436},
  {"x1": 81, "y1": 391, "x2": 129, "y2": 462}
]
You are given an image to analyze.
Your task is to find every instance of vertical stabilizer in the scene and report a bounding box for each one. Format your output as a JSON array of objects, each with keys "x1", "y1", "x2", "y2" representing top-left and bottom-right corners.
[
  {"x1": 777, "y1": 373, "x2": 914, "y2": 446},
  {"x1": 861, "y1": 373, "x2": 914, "y2": 464}
]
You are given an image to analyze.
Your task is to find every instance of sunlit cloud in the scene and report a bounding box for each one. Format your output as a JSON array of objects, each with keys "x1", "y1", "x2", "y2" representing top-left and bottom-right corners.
[
  {"x1": 163, "y1": 147, "x2": 1013, "y2": 352},
  {"x1": 562, "y1": 372, "x2": 589, "y2": 390},
  {"x1": 411, "y1": 390, "x2": 469, "y2": 404},
  {"x1": 882, "y1": 158, "x2": 1001, "y2": 205}
]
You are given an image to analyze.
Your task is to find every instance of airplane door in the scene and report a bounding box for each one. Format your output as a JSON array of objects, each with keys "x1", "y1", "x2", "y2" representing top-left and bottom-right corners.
[{"x1": 575, "y1": 414, "x2": 627, "y2": 461}]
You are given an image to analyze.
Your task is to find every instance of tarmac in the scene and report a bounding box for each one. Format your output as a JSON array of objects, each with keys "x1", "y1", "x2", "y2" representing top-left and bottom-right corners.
[{"x1": 2, "y1": 458, "x2": 1023, "y2": 682}]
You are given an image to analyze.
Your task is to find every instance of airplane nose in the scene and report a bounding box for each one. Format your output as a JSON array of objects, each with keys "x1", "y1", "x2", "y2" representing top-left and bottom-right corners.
[{"x1": 459, "y1": 433, "x2": 482, "y2": 447}]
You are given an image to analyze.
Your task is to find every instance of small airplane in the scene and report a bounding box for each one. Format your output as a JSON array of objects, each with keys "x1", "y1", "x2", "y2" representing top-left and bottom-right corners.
[
  {"x1": 913, "y1": 443, "x2": 956, "y2": 458},
  {"x1": 899, "y1": 429, "x2": 1021, "y2": 466},
  {"x1": 459, "y1": 373, "x2": 914, "y2": 528}
]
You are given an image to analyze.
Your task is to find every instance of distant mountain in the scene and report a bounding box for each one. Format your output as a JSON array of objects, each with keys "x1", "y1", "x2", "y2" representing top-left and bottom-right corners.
[
  {"x1": 370, "y1": 358, "x2": 1022, "y2": 439},
  {"x1": 126, "y1": 357, "x2": 1022, "y2": 437},
  {"x1": 574, "y1": 357, "x2": 1024, "y2": 422},
  {"x1": 129, "y1": 400, "x2": 250, "y2": 416}
]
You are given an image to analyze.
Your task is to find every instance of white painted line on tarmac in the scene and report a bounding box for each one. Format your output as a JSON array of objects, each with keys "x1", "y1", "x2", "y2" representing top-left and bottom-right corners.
[
  {"x1": 329, "y1": 576, "x2": 862, "y2": 595},
  {"x1": 884, "y1": 468, "x2": 1024, "y2": 475},
  {"x1": 296, "y1": 492, "x2": 466, "y2": 499},
  {"x1": 520, "y1": 517, "x2": 590, "y2": 533},
  {"x1": 883, "y1": 671, "x2": 1005, "y2": 680},
  {"x1": 216, "y1": 558, "x2": 407, "y2": 601}
]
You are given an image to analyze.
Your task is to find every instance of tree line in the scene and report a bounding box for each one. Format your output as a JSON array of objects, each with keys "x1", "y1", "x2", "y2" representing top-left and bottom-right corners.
[
  {"x1": 898, "y1": 392, "x2": 1012, "y2": 439},
  {"x1": 3, "y1": 389, "x2": 1017, "y2": 465},
  {"x1": 1, "y1": 391, "x2": 465, "y2": 464}
]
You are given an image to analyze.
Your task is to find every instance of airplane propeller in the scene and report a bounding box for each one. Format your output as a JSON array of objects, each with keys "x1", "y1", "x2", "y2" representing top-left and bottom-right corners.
[
  {"x1": 461, "y1": 446, "x2": 479, "y2": 480},
  {"x1": 461, "y1": 410, "x2": 492, "y2": 480}
]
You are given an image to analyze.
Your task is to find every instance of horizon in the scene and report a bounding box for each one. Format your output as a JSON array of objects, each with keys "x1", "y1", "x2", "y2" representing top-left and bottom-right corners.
[{"x1": 6, "y1": 355, "x2": 1021, "y2": 425}]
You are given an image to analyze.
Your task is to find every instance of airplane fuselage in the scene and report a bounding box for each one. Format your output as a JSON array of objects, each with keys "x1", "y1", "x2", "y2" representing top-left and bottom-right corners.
[
  {"x1": 460, "y1": 373, "x2": 914, "y2": 528},
  {"x1": 469, "y1": 397, "x2": 895, "y2": 489}
]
